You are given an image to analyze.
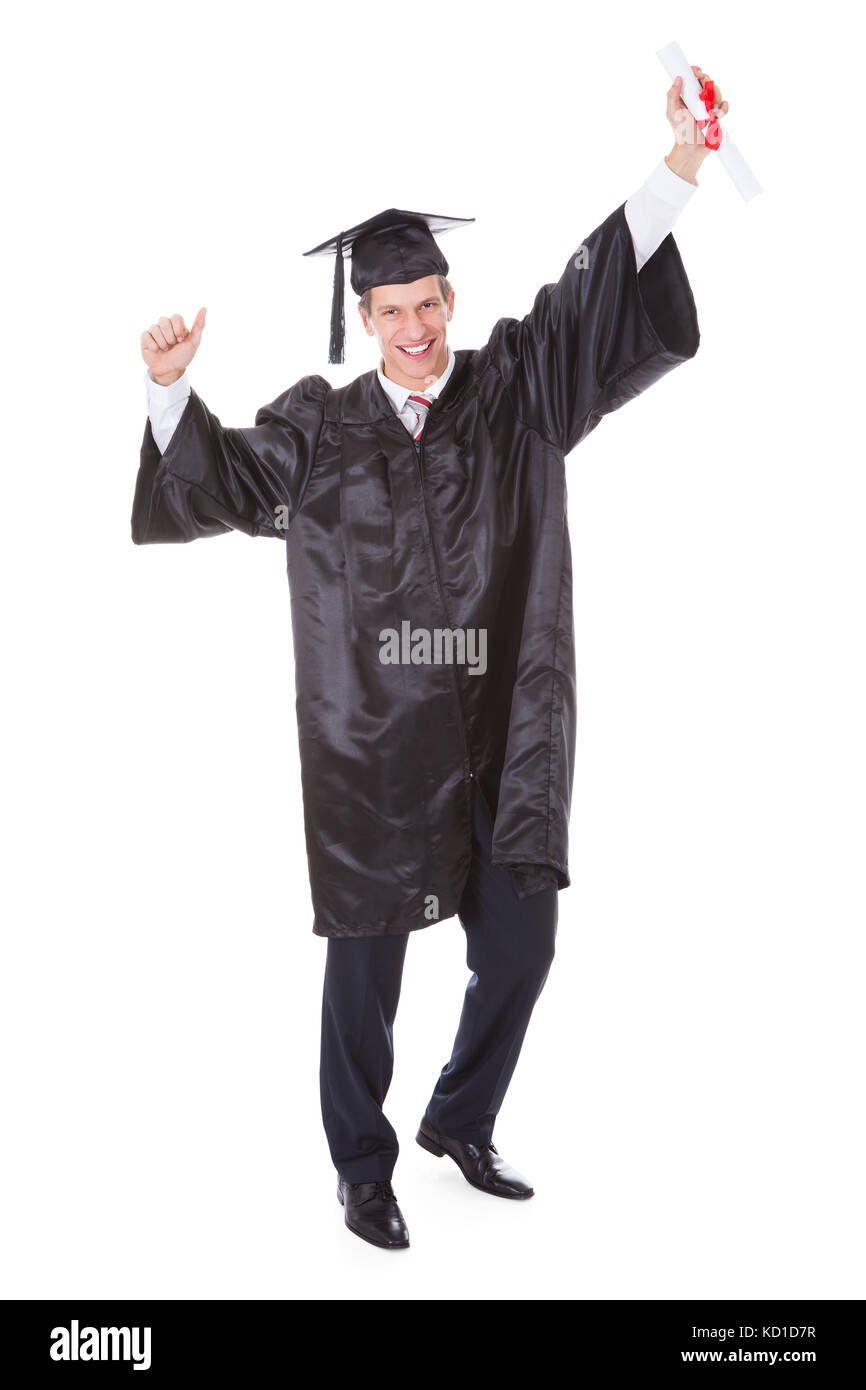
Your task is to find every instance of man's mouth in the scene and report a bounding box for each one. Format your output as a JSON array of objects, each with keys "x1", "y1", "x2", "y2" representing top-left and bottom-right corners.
[{"x1": 396, "y1": 339, "x2": 434, "y2": 359}]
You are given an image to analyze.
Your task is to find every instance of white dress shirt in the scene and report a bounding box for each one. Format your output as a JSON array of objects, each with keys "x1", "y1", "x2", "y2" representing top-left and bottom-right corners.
[{"x1": 145, "y1": 157, "x2": 698, "y2": 454}]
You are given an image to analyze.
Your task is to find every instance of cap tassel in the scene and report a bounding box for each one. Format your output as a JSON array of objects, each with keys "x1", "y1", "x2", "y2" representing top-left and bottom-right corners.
[{"x1": 328, "y1": 234, "x2": 345, "y2": 365}]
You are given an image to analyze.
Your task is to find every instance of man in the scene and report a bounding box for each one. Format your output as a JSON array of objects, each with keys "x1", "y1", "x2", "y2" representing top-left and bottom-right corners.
[{"x1": 132, "y1": 69, "x2": 726, "y2": 1250}]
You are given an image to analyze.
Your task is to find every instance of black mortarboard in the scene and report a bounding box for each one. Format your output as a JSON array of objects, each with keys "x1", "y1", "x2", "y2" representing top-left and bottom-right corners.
[{"x1": 303, "y1": 208, "x2": 474, "y2": 365}]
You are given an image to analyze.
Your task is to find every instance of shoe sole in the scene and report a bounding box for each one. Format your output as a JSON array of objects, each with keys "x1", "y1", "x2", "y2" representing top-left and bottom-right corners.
[
  {"x1": 415, "y1": 1128, "x2": 535, "y2": 1200},
  {"x1": 337, "y1": 1184, "x2": 410, "y2": 1249}
]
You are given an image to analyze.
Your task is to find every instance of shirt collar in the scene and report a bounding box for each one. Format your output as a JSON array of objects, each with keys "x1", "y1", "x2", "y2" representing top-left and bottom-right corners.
[{"x1": 377, "y1": 343, "x2": 456, "y2": 412}]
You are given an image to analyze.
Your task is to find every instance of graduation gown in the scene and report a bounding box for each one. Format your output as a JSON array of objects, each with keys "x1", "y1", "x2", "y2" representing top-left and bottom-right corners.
[{"x1": 131, "y1": 201, "x2": 700, "y2": 938}]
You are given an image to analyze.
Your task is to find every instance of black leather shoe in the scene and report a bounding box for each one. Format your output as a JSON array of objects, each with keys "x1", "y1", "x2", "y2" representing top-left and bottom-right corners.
[
  {"x1": 337, "y1": 1177, "x2": 410, "y2": 1249},
  {"x1": 416, "y1": 1116, "x2": 534, "y2": 1199}
]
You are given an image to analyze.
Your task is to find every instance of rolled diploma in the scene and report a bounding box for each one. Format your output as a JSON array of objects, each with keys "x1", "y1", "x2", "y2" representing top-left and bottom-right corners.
[{"x1": 656, "y1": 41, "x2": 762, "y2": 201}]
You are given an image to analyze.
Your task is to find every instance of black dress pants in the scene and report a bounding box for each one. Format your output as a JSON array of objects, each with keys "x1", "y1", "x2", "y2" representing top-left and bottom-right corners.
[{"x1": 319, "y1": 781, "x2": 558, "y2": 1183}]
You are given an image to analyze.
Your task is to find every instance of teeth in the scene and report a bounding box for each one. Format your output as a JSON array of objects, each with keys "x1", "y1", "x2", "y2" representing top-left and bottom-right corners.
[{"x1": 400, "y1": 341, "x2": 431, "y2": 355}]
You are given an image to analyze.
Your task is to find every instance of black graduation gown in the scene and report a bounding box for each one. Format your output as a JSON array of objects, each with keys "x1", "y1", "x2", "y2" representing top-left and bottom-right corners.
[{"x1": 132, "y1": 201, "x2": 699, "y2": 938}]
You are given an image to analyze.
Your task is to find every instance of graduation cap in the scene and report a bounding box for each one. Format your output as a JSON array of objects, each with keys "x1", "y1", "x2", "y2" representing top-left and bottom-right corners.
[{"x1": 303, "y1": 208, "x2": 474, "y2": 365}]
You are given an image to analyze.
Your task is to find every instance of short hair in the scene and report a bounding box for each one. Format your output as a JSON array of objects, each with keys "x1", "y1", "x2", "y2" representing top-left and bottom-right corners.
[{"x1": 359, "y1": 274, "x2": 452, "y2": 319}]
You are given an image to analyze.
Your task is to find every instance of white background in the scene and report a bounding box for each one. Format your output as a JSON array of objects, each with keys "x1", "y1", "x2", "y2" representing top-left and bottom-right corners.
[{"x1": 2, "y1": 0, "x2": 863, "y2": 1301}]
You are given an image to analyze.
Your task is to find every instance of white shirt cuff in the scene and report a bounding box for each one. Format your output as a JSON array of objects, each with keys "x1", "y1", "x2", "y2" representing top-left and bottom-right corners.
[
  {"x1": 645, "y1": 155, "x2": 700, "y2": 205},
  {"x1": 144, "y1": 366, "x2": 191, "y2": 455},
  {"x1": 144, "y1": 365, "x2": 191, "y2": 405},
  {"x1": 624, "y1": 158, "x2": 698, "y2": 273}
]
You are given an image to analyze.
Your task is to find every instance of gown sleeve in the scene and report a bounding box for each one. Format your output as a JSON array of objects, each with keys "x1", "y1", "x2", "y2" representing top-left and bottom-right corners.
[
  {"x1": 481, "y1": 200, "x2": 700, "y2": 456},
  {"x1": 131, "y1": 373, "x2": 329, "y2": 544}
]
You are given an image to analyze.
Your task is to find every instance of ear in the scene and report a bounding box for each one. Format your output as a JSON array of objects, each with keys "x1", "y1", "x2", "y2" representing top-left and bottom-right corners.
[
  {"x1": 446, "y1": 288, "x2": 455, "y2": 321},
  {"x1": 357, "y1": 302, "x2": 374, "y2": 337}
]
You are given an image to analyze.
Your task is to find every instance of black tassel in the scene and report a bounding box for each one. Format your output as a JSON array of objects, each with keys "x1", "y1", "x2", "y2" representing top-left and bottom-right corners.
[{"x1": 328, "y1": 234, "x2": 345, "y2": 365}]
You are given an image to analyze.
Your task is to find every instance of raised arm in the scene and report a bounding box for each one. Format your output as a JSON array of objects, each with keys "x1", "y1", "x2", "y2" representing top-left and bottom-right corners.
[
  {"x1": 480, "y1": 66, "x2": 726, "y2": 457},
  {"x1": 132, "y1": 308, "x2": 327, "y2": 544},
  {"x1": 481, "y1": 200, "x2": 700, "y2": 457}
]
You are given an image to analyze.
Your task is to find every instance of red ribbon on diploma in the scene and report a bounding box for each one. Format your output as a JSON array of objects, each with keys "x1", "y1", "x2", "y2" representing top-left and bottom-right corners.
[{"x1": 697, "y1": 77, "x2": 722, "y2": 150}]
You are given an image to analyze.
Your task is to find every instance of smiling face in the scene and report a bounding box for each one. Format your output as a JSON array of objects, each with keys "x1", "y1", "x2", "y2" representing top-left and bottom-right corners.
[{"x1": 358, "y1": 275, "x2": 455, "y2": 390}]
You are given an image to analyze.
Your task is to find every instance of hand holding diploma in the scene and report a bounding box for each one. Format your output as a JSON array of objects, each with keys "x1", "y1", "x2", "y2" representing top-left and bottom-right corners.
[
  {"x1": 664, "y1": 63, "x2": 729, "y2": 186},
  {"x1": 657, "y1": 41, "x2": 762, "y2": 200}
]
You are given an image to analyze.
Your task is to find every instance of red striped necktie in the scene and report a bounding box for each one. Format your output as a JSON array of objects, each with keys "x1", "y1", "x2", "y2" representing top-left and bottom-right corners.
[{"x1": 407, "y1": 392, "x2": 432, "y2": 442}]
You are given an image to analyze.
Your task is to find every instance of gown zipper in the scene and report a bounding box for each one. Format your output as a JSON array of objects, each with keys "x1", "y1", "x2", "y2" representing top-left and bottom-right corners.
[{"x1": 410, "y1": 423, "x2": 475, "y2": 783}]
